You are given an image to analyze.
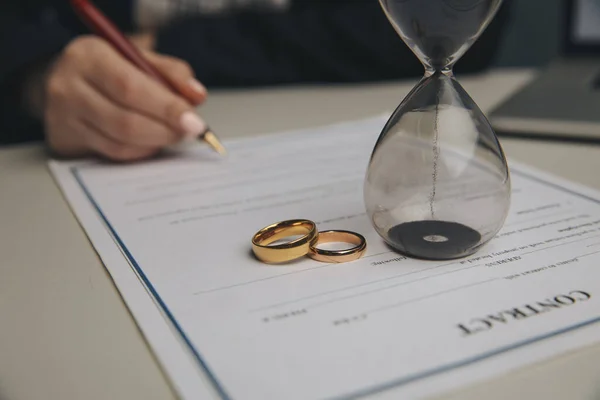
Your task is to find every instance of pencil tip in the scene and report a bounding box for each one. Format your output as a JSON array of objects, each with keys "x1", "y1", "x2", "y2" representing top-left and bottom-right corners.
[{"x1": 202, "y1": 131, "x2": 227, "y2": 156}]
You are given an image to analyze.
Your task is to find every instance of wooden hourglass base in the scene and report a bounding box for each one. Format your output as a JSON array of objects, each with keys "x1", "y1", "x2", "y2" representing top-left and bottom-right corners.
[{"x1": 387, "y1": 220, "x2": 482, "y2": 260}]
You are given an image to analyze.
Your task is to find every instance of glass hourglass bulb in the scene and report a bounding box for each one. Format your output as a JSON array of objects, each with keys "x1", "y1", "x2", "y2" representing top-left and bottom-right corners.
[{"x1": 364, "y1": 0, "x2": 510, "y2": 260}]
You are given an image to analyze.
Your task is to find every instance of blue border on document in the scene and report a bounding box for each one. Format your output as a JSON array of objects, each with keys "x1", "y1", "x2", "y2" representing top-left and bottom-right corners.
[
  {"x1": 72, "y1": 166, "x2": 600, "y2": 400},
  {"x1": 71, "y1": 167, "x2": 232, "y2": 400}
]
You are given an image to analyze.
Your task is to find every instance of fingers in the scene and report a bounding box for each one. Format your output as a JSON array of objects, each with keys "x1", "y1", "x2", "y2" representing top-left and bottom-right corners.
[
  {"x1": 145, "y1": 52, "x2": 207, "y2": 105},
  {"x1": 43, "y1": 35, "x2": 211, "y2": 162},
  {"x1": 76, "y1": 118, "x2": 160, "y2": 162},
  {"x1": 129, "y1": 32, "x2": 156, "y2": 51},
  {"x1": 82, "y1": 41, "x2": 208, "y2": 139},
  {"x1": 47, "y1": 113, "x2": 159, "y2": 162},
  {"x1": 73, "y1": 77, "x2": 180, "y2": 147},
  {"x1": 85, "y1": 123, "x2": 161, "y2": 162}
]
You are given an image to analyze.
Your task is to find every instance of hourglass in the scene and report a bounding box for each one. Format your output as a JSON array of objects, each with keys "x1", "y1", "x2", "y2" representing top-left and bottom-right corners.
[{"x1": 364, "y1": 0, "x2": 511, "y2": 260}]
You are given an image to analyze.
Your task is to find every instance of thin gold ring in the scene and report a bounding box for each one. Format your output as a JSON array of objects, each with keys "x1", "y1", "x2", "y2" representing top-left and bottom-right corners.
[
  {"x1": 252, "y1": 219, "x2": 318, "y2": 264},
  {"x1": 308, "y1": 230, "x2": 367, "y2": 263}
]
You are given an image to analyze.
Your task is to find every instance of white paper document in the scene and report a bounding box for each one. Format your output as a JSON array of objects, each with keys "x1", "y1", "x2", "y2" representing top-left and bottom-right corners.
[{"x1": 49, "y1": 116, "x2": 600, "y2": 400}]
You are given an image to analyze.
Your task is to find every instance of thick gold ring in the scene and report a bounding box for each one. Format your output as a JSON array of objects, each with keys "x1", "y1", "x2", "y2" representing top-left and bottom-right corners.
[
  {"x1": 252, "y1": 219, "x2": 318, "y2": 264},
  {"x1": 308, "y1": 230, "x2": 367, "y2": 263}
]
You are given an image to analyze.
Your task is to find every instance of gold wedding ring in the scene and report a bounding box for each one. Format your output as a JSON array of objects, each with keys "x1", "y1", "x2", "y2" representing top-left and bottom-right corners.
[
  {"x1": 252, "y1": 219, "x2": 318, "y2": 264},
  {"x1": 308, "y1": 230, "x2": 367, "y2": 263}
]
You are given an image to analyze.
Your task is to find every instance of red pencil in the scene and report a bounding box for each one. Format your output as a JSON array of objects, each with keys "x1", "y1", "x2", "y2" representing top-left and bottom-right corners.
[{"x1": 69, "y1": 0, "x2": 226, "y2": 155}]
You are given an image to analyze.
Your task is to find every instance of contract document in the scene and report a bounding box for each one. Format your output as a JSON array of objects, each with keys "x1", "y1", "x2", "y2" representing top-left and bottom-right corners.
[{"x1": 49, "y1": 116, "x2": 600, "y2": 400}]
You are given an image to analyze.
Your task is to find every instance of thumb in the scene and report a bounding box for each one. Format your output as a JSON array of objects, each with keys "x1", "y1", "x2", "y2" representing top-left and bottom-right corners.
[{"x1": 144, "y1": 52, "x2": 208, "y2": 105}]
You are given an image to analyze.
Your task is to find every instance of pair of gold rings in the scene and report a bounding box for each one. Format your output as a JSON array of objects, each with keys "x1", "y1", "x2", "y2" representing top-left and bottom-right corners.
[{"x1": 251, "y1": 219, "x2": 367, "y2": 264}]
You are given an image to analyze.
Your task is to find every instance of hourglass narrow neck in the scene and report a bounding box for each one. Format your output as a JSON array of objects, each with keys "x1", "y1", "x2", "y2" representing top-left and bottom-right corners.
[{"x1": 424, "y1": 66, "x2": 454, "y2": 78}]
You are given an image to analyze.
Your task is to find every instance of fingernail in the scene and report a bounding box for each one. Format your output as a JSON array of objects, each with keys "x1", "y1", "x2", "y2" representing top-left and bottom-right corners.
[
  {"x1": 180, "y1": 112, "x2": 207, "y2": 138},
  {"x1": 188, "y1": 79, "x2": 207, "y2": 96}
]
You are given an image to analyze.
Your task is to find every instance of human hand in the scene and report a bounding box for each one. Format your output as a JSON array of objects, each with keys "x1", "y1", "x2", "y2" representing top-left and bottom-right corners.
[
  {"x1": 129, "y1": 32, "x2": 155, "y2": 51},
  {"x1": 42, "y1": 35, "x2": 207, "y2": 161}
]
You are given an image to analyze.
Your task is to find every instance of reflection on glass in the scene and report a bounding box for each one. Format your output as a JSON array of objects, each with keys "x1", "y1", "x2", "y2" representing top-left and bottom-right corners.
[{"x1": 364, "y1": 0, "x2": 510, "y2": 260}]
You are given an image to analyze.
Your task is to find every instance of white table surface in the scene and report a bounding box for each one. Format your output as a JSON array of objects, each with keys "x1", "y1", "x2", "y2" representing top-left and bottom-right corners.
[{"x1": 1, "y1": 68, "x2": 600, "y2": 400}]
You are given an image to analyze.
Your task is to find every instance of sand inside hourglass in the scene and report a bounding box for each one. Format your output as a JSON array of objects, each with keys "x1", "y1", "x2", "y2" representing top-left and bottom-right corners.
[
  {"x1": 386, "y1": 95, "x2": 483, "y2": 259},
  {"x1": 365, "y1": 0, "x2": 510, "y2": 260},
  {"x1": 364, "y1": 72, "x2": 510, "y2": 260}
]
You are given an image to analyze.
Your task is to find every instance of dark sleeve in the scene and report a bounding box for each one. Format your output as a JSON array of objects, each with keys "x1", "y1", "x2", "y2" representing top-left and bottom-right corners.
[
  {"x1": 155, "y1": 0, "x2": 512, "y2": 88},
  {"x1": 0, "y1": 1, "x2": 135, "y2": 145},
  {"x1": 0, "y1": 3, "x2": 74, "y2": 144}
]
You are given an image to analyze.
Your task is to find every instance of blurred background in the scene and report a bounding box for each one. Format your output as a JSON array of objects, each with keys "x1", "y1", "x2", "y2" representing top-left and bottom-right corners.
[
  {"x1": 1, "y1": 0, "x2": 598, "y2": 147},
  {"x1": 488, "y1": 0, "x2": 600, "y2": 141},
  {"x1": 495, "y1": 0, "x2": 563, "y2": 68}
]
